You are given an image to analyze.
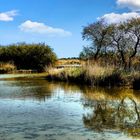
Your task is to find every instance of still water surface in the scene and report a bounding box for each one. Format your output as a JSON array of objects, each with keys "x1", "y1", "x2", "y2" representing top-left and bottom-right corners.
[{"x1": 0, "y1": 74, "x2": 140, "y2": 140}]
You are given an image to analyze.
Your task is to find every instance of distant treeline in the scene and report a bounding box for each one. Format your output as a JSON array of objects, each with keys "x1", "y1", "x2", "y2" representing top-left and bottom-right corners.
[
  {"x1": 59, "y1": 57, "x2": 79, "y2": 60},
  {"x1": 0, "y1": 43, "x2": 57, "y2": 72}
]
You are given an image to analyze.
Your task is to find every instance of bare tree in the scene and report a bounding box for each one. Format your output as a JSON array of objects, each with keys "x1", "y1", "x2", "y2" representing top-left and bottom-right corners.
[
  {"x1": 82, "y1": 20, "x2": 111, "y2": 60},
  {"x1": 126, "y1": 18, "x2": 140, "y2": 69}
]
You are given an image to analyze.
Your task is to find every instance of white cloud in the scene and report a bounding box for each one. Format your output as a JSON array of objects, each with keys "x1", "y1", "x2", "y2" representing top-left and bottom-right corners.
[
  {"x1": 0, "y1": 10, "x2": 18, "y2": 21},
  {"x1": 98, "y1": 12, "x2": 140, "y2": 24},
  {"x1": 19, "y1": 20, "x2": 72, "y2": 37},
  {"x1": 117, "y1": 0, "x2": 140, "y2": 11}
]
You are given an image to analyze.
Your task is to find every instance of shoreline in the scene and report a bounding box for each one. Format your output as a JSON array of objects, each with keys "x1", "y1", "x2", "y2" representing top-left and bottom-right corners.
[
  {"x1": 45, "y1": 67, "x2": 140, "y2": 90},
  {"x1": 0, "y1": 69, "x2": 140, "y2": 90}
]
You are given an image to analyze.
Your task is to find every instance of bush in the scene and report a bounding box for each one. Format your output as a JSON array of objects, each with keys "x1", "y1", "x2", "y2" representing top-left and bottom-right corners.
[{"x1": 0, "y1": 43, "x2": 57, "y2": 72}]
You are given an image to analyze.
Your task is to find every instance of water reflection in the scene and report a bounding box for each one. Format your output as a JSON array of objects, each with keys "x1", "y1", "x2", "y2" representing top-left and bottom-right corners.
[
  {"x1": 0, "y1": 78, "x2": 53, "y2": 101},
  {"x1": 81, "y1": 88, "x2": 140, "y2": 139},
  {"x1": 0, "y1": 76, "x2": 140, "y2": 139}
]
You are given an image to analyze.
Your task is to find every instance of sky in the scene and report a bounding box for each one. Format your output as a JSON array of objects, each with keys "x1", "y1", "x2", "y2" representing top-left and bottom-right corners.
[{"x1": 0, "y1": 0, "x2": 140, "y2": 58}]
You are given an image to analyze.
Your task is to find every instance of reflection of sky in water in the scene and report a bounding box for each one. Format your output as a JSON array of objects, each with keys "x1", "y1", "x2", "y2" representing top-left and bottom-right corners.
[
  {"x1": 0, "y1": 74, "x2": 29, "y2": 79},
  {"x1": 0, "y1": 75, "x2": 139, "y2": 140}
]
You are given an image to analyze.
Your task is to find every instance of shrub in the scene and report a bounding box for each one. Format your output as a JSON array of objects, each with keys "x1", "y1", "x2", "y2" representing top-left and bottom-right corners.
[{"x1": 0, "y1": 43, "x2": 57, "y2": 72}]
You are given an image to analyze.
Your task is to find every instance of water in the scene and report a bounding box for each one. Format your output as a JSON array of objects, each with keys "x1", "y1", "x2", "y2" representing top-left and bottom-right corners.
[{"x1": 0, "y1": 74, "x2": 140, "y2": 140}]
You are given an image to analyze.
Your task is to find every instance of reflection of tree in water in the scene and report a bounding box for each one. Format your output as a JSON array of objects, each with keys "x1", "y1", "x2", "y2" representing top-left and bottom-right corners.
[
  {"x1": 8, "y1": 78, "x2": 84, "y2": 101},
  {"x1": 6, "y1": 78, "x2": 140, "y2": 138},
  {"x1": 7, "y1": 78, "x2": 54, "y2": 101},
  {"x1": 17, "y1": 80, "x2": 140, "y2": 139},
  {"x1": 82, "y1": 89, "x2": 140, "y2": 139},
  {"x1": 7, "y1": 78, "x2": 84, "y2": 101}
]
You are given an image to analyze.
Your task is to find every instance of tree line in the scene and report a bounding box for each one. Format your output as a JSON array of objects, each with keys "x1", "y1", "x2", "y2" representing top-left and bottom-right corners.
[
  {"x1": 0, "y1": 43, "x2": 57, "y2": 72},
  {"x1": 80, "y1": 18, "x2": 140, "y2": 70}
]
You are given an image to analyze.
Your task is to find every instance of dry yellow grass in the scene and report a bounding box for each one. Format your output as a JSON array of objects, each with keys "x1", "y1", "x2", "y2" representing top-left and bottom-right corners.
[
  {"x1": 46, "y1": 67, "x2": 64, "y2": 75},
  {"x1": 0, "y1": 62, "x2": 16, "y2": 72},
  {"x1": 46, "y1": 63, "x2": 122, "y2": 86},
  {"x1": 56, "y1": 59, "x2": 85, "y2": 66},
  {"x1": 83, "y1": 64, "x2": 115, "y2": 78}
]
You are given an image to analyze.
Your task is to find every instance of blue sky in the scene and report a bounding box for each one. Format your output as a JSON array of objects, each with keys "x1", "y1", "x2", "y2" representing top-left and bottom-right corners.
[{"x1": 0, "y1": 0, "x2": 140, "y2": 58}]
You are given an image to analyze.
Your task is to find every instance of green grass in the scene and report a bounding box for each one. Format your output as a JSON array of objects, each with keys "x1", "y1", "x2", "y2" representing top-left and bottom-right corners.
[
  {"x1": 46, "y1": 65, "x2": 123, "y2": 87},
  {"x1": 46, "y1": 64, "x2": 140, "y2": 89}
]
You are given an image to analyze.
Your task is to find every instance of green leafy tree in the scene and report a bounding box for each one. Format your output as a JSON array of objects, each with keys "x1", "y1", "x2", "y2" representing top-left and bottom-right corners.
[{"x1": 0, "y1": 43, "x2": 57, "y2": 72}]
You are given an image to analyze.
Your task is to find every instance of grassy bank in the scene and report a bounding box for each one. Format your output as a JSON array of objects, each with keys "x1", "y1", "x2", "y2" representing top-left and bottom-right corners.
[
  {"x1": 46, "y1": 64, "x2": 140, "y2": 89},
  {"x1": 1, "y1": 62, "x2": 140, "y2": 90}
]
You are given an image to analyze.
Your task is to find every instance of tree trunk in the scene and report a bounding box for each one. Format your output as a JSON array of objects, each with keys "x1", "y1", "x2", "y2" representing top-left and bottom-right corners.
[{"x1": 94, "y1": 47, "x2": 101, "y2": 61}]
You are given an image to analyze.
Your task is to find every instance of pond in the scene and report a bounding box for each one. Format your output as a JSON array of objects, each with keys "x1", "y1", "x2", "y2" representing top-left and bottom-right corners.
[{"x1": 0, "y1": 74, "x2": 140, "y2": 140}]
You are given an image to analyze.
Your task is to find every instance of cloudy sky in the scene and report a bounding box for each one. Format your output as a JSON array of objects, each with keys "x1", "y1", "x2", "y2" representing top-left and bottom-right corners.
[{"x1": 0, "y1": 0, "x2": 140, "y2": 58}]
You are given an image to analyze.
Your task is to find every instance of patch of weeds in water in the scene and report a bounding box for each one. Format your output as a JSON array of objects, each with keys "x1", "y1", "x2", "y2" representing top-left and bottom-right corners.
[{"x1": 24, "y1": 133, "x2": 40, "y2": 139}]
